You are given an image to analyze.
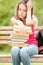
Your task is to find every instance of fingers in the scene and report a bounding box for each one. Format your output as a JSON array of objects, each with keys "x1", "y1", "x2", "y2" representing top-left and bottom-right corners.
[{"x1": 26, "y1": 0, "x2": 33, "y2": 10}]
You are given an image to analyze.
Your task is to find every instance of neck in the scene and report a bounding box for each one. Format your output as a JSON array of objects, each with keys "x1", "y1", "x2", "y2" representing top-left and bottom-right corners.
[{"x1": 19, "y1": 18, "x2": 26, "y2": 25}]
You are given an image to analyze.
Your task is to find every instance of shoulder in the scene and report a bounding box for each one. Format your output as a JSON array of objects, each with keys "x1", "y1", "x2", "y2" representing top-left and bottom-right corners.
[
  {"x1": 11, "y1": 16, "x2": 23, "y2": 26},
  {"x1": 11, "y1": 16, "x2": 17, "y2": 20},
  {"x1": 11, "y1": 16, "x2": 19, "y2": 22}
]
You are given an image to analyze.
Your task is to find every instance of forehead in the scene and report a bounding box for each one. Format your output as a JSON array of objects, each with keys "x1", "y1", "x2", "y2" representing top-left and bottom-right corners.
[{"x1": 19, "y1": 3, "x2": 27, "y2": 9}]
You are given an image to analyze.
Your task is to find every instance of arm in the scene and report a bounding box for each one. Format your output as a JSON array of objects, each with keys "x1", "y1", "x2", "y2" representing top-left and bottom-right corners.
[
  {"x1": 26, "y1": 14, "x2": 38, "y2": 28},
  {"x1": 26, "y1": 0, "x2": 34, "y2": 26},
  {"x1": 26, "y1": 9, "x2": 34, "y2": 27},
  {"x1": 26, "y1": 0, "x2": 38, "y2": 27}
]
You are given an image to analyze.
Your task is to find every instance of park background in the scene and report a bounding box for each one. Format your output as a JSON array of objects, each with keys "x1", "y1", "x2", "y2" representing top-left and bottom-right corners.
[
  {"x1": 0, "y1": 0, "x2": 43, "y2": 26},
  {"x1": 0, "y1": 0, "x2": 43, "y2": 65}
]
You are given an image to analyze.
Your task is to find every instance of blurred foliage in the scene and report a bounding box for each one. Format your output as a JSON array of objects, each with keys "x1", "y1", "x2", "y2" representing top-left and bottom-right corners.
[
  {"x1": 0, "y1": 0, "x2": 18, "y2": 26},
  {"x1": 0, "y1": 44, "x2": 11, "y2": 53},
  {"x1": 33, "y1": 0, "x2": 43, "y2": 26},
  {"x1": 0, "y1": 0, "x2": 43, "y2": 26}
]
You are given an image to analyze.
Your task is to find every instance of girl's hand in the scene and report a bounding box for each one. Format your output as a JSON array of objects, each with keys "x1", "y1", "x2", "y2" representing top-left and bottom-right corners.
[{"x1": 26, "y1": 0, "x2": 33, "y2": 10}]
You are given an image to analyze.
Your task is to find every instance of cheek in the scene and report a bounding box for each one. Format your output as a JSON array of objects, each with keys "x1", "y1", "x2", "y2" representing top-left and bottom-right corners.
[
  {"x1": 24, "y1": 12, "x2": 27, "y2": 17},
  {"x1": 18, "y1": 11, "x2": 20, "y2": 16}
]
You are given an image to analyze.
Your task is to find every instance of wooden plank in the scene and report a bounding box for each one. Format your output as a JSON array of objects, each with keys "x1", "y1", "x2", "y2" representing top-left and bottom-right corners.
[
  {"x1": 10, "y1": 43, "x2": 28, "y2": 47},
  {"x1": 0, "y1": 54, "x2": 43, "y2": 63},
  {"x1": 31, "y1": 55, "x2": 43, "y2": 63},
  {"x1": 11, "y1": 38, "x2": 27, "y2": 41},
  {"x1": 0, "y1": 54, "x2": 11, "y2": 63},
  {"x1": 0, "y1": 40, "x2": 10, "y2": 44},
  {"x1": 13, "y1": 33, "x2": 29, "y2": 37},
  {"x1": 0, "y1": 26, "x2": 13, "y2": 31},
  {"x1": 0, "y1": 31, "x2": 12, "y2": 34},
  {"x1": 0, "y1": 26, "x2": 43, "y2": 31},
  {"x1": 37, "y1": 26, "x2": 43, "y2": 30},
  {"x1": 0, "y1": 36, "x2": 10, "y2": 40}
]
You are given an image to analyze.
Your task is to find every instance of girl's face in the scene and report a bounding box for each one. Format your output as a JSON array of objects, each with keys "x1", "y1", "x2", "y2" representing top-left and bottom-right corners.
[{"x1": 18, "y1": 3, "x2": 27, "y2": 20}]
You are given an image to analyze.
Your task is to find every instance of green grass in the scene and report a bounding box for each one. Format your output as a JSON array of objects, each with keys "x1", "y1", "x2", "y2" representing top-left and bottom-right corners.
[
  {"x1": 0, "y1": 63, "x2": 12, "y2": 65},
  {"x1": 0, "y1": 63, "x2": 43, "y2": 65}
]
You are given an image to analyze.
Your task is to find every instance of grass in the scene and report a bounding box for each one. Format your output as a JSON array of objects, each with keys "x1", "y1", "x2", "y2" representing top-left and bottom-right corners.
[
  {"x1": 0, "y1": 63, "x2": 43, "y2": 65},
  {"x1": 0, "y1": 63, "x2": 12, "y2": 65}
]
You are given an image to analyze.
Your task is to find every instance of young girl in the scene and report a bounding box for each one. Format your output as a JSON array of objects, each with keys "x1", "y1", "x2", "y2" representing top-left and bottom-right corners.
[{"x1": 11, "y1": 1, "x2": 38, "y2": 65}]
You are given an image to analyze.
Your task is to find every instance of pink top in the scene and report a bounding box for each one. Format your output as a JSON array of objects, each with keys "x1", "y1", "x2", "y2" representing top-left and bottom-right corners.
[{"x1": 25, "y1": 25, "x2": 38, "y2": 45}]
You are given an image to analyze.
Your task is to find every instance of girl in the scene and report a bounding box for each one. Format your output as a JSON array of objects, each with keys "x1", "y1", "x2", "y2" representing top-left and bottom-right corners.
[{"x1": 11, "y1": 1, "x2": 38, "y2": 65}]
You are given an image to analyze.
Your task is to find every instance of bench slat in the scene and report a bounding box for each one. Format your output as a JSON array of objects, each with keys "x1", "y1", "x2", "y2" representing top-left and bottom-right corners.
[
  {"x1": 0, "y1": 36, "x2": 10, "y2": 40},
  {"x1": 0, "y1": 40, "x2": 10, "y2": 44},
  {"x1": 0, "y1": 54, "x2": 43, "y2": 63},
  {"x1": 0, "y1": 26, "x2": 13, "y2": 30},
  {"x1": 0, "y1": 31, "x2": 12, "y2": 34},
  {"x1": 10, "y1": 43, "x2": 28, "y2": 47}
]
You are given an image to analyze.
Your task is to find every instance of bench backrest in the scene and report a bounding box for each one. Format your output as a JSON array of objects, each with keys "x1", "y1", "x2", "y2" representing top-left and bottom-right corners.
[
  {"x1": 0, "y1": 26, "x2": 43, "y2": 45},
  {"x1": 0, "y1": 26, "x2": 13, "y2": 44}
]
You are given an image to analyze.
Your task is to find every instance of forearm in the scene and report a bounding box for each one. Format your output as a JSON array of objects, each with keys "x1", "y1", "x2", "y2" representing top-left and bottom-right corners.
[
  {"x1": 26, "y1": 9, "x2": 31, "y2": 23},
  {"x1": 26, "y1": 9, "x2": 34, "y2": 26}
]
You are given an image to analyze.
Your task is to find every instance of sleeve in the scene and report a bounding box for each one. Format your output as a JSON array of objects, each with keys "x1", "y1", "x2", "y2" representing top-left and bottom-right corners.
[
  {"x1": 11, "y1": 17, "x2": 24, "y2": 26},
  {"x1": 11, "y1": 17, "x2": 18, "y2": 25}
]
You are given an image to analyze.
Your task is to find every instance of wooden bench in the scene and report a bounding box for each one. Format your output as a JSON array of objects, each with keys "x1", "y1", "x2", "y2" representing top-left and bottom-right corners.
[{"x1": 0, "y1": 26, "x2": 43, "y2": 63}]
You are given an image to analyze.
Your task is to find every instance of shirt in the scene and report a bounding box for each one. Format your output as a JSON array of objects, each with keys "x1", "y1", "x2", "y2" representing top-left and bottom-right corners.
[{"x1": 25, "y1": 25, "x2": 38, "y2": 45}]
